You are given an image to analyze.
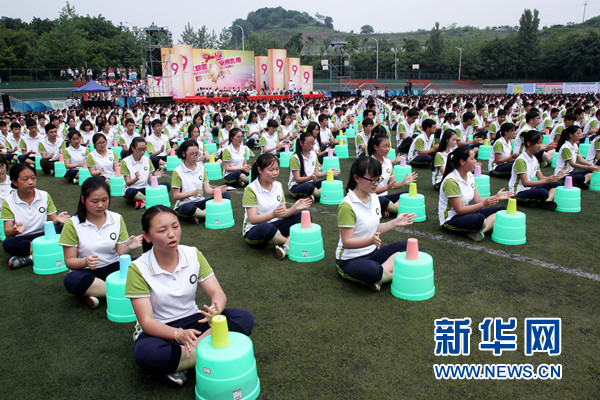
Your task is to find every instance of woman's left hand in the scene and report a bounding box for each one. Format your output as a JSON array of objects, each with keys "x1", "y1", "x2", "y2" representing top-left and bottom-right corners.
[
  {"x1": 496, "y1": 188, "x2": 514, "y2": 200},
  {"x1": 125, "y1": 234, "x2": 143, "y2": 250},
  {"x1": 198, "y1": 303, "x2": 219, "y2": 325},
  {"x1": 394, "y1": 212, "x2": 416, "y2": 227},
  {"x1": 56, "y1": 211, "x2": 70, "y2": 224}
]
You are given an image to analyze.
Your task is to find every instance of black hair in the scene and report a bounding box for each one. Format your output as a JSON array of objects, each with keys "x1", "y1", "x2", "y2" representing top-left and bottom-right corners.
[
  {"x1": 9, "y1": 163, "x2": 35, "y2": 189},
  {"x1": 497, "y1": 122, "x2": 516, "y2": 140},
  {"x1": 306, "y1": 121, "x2": 322, "y2": 148},
  {"x1": 80, "y1": 120, "x2": 93, "y2": 131},
  {"x1": 346, "y1": 156, "x2": 382, "y2": 193},
  {"x1": 367, "y1": 133, "x2": 389, "y2": 157},
  {"x1": 124, "y1": 118, "x2": 135, "y2": 126},
  {"x1": 222, "y1": 115, "x2": 234, "y2": 128},
  {"x1": 129, "y1": 137, "x2": 146, "y2": 156},
  {"x1": 522, "y1": 130, "x2": 542, "y2": 149},
  {"x1": 431, "y1": 129, "x2": 457, "y2": 171},
  {"x1": 557, "y1": 124, "x2": 581, "y2": 150},
  {"x1": 187, "y1": 123, "x2": 200, "y2": 139},
  {"x1": 9, "y1": 122, "x2": 21, "y2": 130},
  {"x1": 525, "y1": 110, "x2": 540, "y2": 123},
  {"x1": 266, "y1": 119, "x2": 279, "y2": 129},
  {"x1": 228, "y1": 127, "x2": 243, "y2": 145},
  {"x1": 362, "y1": 118, "x2": 374, "y2": 128},
  {"x1": 563, "y1": 113, "x2": 576, "y2": 122},
  {"x1": 167, "y1": 114, "x2": 177, "y2": 125},
  {"x1": 76, "y1": 176, "x2": 110, "y2": 222},
  {"x1": 407, "y1": 108, "x2": 420, "y2": 118},
  {"x1": 497, "y1": 109, "x2": 507, "y2": 117},
  {"x1": 442, "y1": 145, "x2": 472, "y2": 181},
  {"x1": 462, "y1": 112, "x2": 475, "y2": 123},
  {"x1": 0, "y1": 154, "x2": 8, "y2": 169},
  {"x1": 371, "y1": 125, "x2": 387, "y2": 136},
  {"x1": 92, "y1": 133, "x2": 107, "y2": 145},
  {"x1": 246, "y1": 111, "x2": 258, "y2": 125},
  {"x1": 176, "y1": 139, "x2": 199, "y2": 160},
  {"x1": 444, "y1": 113, "x2": 456, "y2": 123},
  {"x1": 68, "y1": 129, "x2": 81, "y2": 141},
  {"x1": 141, "y1": 205, "x2": 179, "y2": 252},
  {"x1": 98, "y1": 120, "x2": 109, "y2": 132},
  {"x1": 422, "y1": 118, "x2": 436, "y2": 131},
  {"x1": 251, "y1": 153, "x2": 278, "y2": 182},
  {"x1": 45, "y1": 123, "x2": 56, "y2": 133},
  {"x1": 151, "y1": 119, "x2": 162, "y2": 128},
  {"x1": 294, "y1": 131, "x2": 314, "y2": 178}
]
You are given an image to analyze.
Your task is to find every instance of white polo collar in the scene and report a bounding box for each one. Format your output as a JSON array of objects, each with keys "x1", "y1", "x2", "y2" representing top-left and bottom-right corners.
[
  {"x1": 14, "y1": 188, "x2": 42, "y2": 205},
  {"x1": 148, "y1": 247, "x2": 191, "y2": 276}
]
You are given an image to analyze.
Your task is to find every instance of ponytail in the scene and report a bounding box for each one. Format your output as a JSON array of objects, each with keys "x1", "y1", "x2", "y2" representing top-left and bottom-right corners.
[
  {"x1": 442, "y1": 145, "x2": 471, "y2": 181},
  {"x1": 250, "y1": 153, "x2": 278, "y2": 182},
  {"x1": 295, "y1": 131, "x2": 312, "y2": 177}
]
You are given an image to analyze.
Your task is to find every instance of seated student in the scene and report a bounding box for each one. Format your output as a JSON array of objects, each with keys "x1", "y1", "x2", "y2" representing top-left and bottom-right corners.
[
  {"x1": 489, "y1": 122, "x2": 519, "y2": 178},
  {"x1": 186, "y1": 124, "x2": 212, "y2": 163},
  {"x1": 39, "y1": 123, "x2": 65, "y2": 175},
  {"x1": 515, "y1": 110, "x2": 557, "y2": 166},
  {"x1": 455, "y1": 112, "x2": 484, "y2": 149},
  {"x1": 509, "y1": 130, "x2": 564, "y2": 210},
  {"x1": 438, "y1": 145, "x2": 513, "y2": 242},
  {"x1": 147, "y1": 119, "x2": 170, "y2": 170},
  {"x1": 0, "y1": 155, "x2": 11, "y2": 205},
  {"x1": 335, "y1": 156, "x2": 416, "y2": 292},
  {"x1": 63, "y1": 129, "x2": 89, "y2": 184},
  {"x1": 442, "y1": 112, "x2": 457, "y2": 133},
  {"x1": 242, "y1": 153, "x2": 312, "y2": 260},
  {"x1": 125, "y1": 205, "x2": 254, "y2": 386},
  {"x1": 244, "y1": 111, "x2": 263, "y2": 149},
  {"x1": 288, "y1": 131, "x2": 340, "y2": 199},
  {"x1": 585, "y1": 133, "x2": 600, "y2": 166},
  {"x1": 259, "y1": 119, "x2": 283, "y2": 155},
  {"x1": 217, "y1": 115, "x2": 234, "y2": 149},
  {"x1": 397, "y1": 107, "x2": 420, "y2": 153},
  {"x1": 79, "y1": 120, "x2": 95, "y2": 146},
  {"x1": 163, "y1": 115, "x2": 181, "y2": 147},
  {"x1": 368, "y1": 133, "x2": 417, "y2": 215},
  {"x1": 18, "y1": 119, "x2": 42, "y2": 165},
  {"x1": 355, "y1": 118, "x2": 374, "y2": 157},
  {"x1": 97, "y1": 120, "x2": 115, "y2": 147},
  {"x1": 407, "y1": 119, "x2": 438, "y2": 167},
  {"x1": 432, "y1": 129, "x2": 458, "y2": 190},
  {"x1": 472, "y1": 103, "x2": 489, "y2": 138},
  {"x1": 121, "y1": 137, "x2": 171, "y2": 209},
  {"x1": 554, "y1": 125, "x2": 600, "y2": 189},
  {"x1": 4, "y1": 122, "x2": 23, "y2": 163},
  {"x1": 222, "y1": 128, "x2": 251, "y2": 187},
  {"x1": 318, "y1": 114, "x2": 339, "y2": 150},
  {"x1": 118, "y1": 118, "x2": 141, "y2": 160},
  {"x1": 60, "y1": 177, "x2": 142, "y2": 308},
  {"x1": 278, "y1": 113, "x2": 300, "y2": 145},
  {"x1": 87, "y1": 133, "x2": 118, "y2": 182},
  {"x1": 2, "y1": 163, "x2": 70, "y2": 269},
  {"x1": 172, "y1": 139, "x2": 230, "y2": 222},
  {"x1": 487, "y1": 109, "x2": 506, "y2": 142}
]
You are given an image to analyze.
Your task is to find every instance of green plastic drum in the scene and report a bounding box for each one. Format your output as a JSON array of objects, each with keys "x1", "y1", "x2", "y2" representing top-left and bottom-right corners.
[
  {"x1": 205, "y1": 199, "x2": 235, "y2": 229},
  {"x1": 145, "y1": 185, "x2": 171, "y2": 208},
  {"x1": 111, "y1": 147, "x2": 122, "y2": 159},
  {"x1": 288, "y1": 223, "x2": 324, "y2": 262},
  {"x1": 477, "y1": 145, "x2": 492, "y2": 160},
  {"x1": 320, "y1": 180, "x2": 344, "y2": 205},
  {"x1": 491, "y1": 210, "x2": 526, "y2": 245},
  {"x1": 166, "y1": 156, "x2": 182, "y2": 171},
  {"x1": 204, "y1": 163, "x2": 223, "y2": 181},
  {"x1": 279, "y1": 152, "x2": 292, "y2": 168},
  {"x1": 551, "y1": 152, "x2": 558, "y2": 168},
  {"x1": 542, "y1": 135, "x2": 549, "y2": 145},
  {"x1": 590, "y1": 171, "x2": 600, "y2": 192},
  {"x1": 54, "y1": 161, "x2": 66, "y2": 178},
  {"x1": 195, "y1": 332, "x2": 260, "y2": 400},
  {"x1": 393, "y1": 165, "x2": 412, "y2": 182},
  {"x1": 321, "y1": 156, "x2": 340, "y2": 172},
  {"x1": 78, "y1": 168, "x2": 91, "y2": 186},
  {"x1": 345, "y1": 128, "x2": 356, "y2": 139},
  {"x1": 398, "y1": 193, "x2": 426, "y2": 222},
  {"x1": 205, "y1": 143, "x2": 218, "y2": 154},
  {"x1": 109, "y1": 176, "x2": 125, "y2": 197},
  {"x1": 105, "y1": 271, "x2": 136, "y2": 323},
  {"x1": 579, "y1": 143, "x2": 591, "y2": 159},
  {"x1": 474, "y1": 175, "x2": 491, "y2": 197},
  {"x1": 334, "y1": 144, "x2": 349, "y2": 159},
  {"x1": 391, "y1": 251, "x2": 435, "y2": 301},
  {"x1": 0, "y1": 223, "x2": 5, "y2": 241},
  {"x1": 32, "y1": 236, "x2": 67, "y2": 275},
  {"x1": 35, "y1": 156, "x2": 42, "y2": 171},
  {"x1": 554, "y1": 186, "x2": 581, "y2": 213},
  {"x1": 387, "y1": 149, "x2": 396, "y2": 161}
]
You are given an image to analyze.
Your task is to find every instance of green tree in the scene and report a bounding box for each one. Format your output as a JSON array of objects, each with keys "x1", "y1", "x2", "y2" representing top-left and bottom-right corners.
[
  {"x1": 517, "y1": 8, "x2": 540, "y2": 78},
  {"x1": 425, "y1": 22, "x2": 444, "y2": 71},
  {"x1": 285, "y1": 33, "x2": 303, "y2": 57},
  {"x1": 360, "y1": 25, "x2": 374, "y2": 35}
]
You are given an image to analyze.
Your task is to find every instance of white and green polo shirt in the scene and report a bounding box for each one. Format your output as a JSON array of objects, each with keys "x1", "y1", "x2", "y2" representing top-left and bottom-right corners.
[
  {"x1": 583, "y1": 117, "x2": 598, "y2": 134},
  {"x1": 1, "y1": 188, "x2": 57, "y2": 235},
  {"x1": 121, "y1": 155, "x2": 154, "y2": 190},
  {"x1": 373, "y1": 155, "x2": 394, "y2": 196},
  {"x1": 242, "y1": 179, "x2": 285, "y2": 235},
  {"x1": 39, "y1": 137, "x2": 65, "y2": 161},
  {"x1": 432, "y1": 151, "x2": 449, "y2": 186},
  {"x1": 489, "y1": 137, "x2": 512, "y2": 171},
  {"x1": 336, "y1": 190, "x2": 381, "y2": 260},
  {"x1": 585, "y1": 136, "x2": 600, "y2": 163},
  {"x1": 288, "y1": 151, "x2": 319, "y2": 189},
  {"x1": 118, "y1": 132, "x2": 140, "y2": 149},
  {"x1": 438, "y1": 169, "x2": 476, "y2": 226},
  {"x1": 64, "y1": 144, "x2": 89, "y2": 166},
  {"x1": 125, "y1": 245, "x2": 214, "y2": 339},
  {"x1": 0, "y1": 175, "x2": 12, "y2": 205},
  {"x1": 407, "y1": 132, "x2": 434, "y2": 162},
  {"x1": 259, "y1": 132, "x2": 279, "y2": 155},
  {"x1": 222, "y1": 144, "x2": 248, "y2": 169},
  {"x1": 87, "y1": 149, "x2": 116, "y2": 178},
  {"x1": 554, "y1": 141, "x2": 578, "y2": 175},
  {"x1": 146, "y1": 133, "x2": 170, "y2": 157},
  {"x1": 19, "y1": 134, "x2": 42, "y2": 156},
  {"x1": 172, "y1": 162, "x2": 209, "y2": 208},
  {"x1": 509, "y1": 152, "x2": 540, "y2": 194},
  {"x1": 59, "y1": 211, "x2": 128, "y2": 268},
  {"x1": 455, "y1": 123, "x2": 474, "y2": 142}
]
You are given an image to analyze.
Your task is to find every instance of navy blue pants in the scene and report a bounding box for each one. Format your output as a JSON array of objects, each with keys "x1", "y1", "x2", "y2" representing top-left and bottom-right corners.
[
  {"x1": 133, "y1": 309, "x2": 254, "y2": 375},
  {"x1": 563, "y1": 170, "x2": 588, "y2": 186},
  {"x1": 150, "y1": 155, "x2": 167, "y2": 170},
  {"x1": 442, "y1": 206, "x2": 504, "y2": 233},
  {"x1": 289, "y1": 180, "x2": 324, "y2": 198},
  {"x1": 336, "y1": 241, "x2": 408, "y2": 285},
  {"x1": 244, "y1": 213, "x2": 301, "y2": 247},
  {"x1": 489, "y1": 162, "x2": 513, "y2": 178},
  {"x1": 18, "y1": 155, "x2": 35, "y2": 163},
  {"x1": 175, "y1": 193, "x2": 231, "y2": 217},
  {"x1": 63, "y1": 261, "x2": 119, "y2": 296},
  {"x1": 65, "y1": 168, "x2": 79, "y2": 181},
  {"x1": 224, "y1": 170, "x2": 248, "y2": 184},
  {"x1": 377, "y1": 192, "x2": 402, "y2": 211},
  {"x1": 3, "y1": 226, "x2": 63, "y2": 257},
  {"x1": 516, "y1": 182, "x2": 560, "y2": 203},
  {"x1": 410, "y1": 154, "x2": 432, "y2": 167},
  {"x1": 123, "y1": 183, "x2": 171, "y2": 201},
  {"x1": 398, "y1": 136, "x2": 414, "y2": 153}
]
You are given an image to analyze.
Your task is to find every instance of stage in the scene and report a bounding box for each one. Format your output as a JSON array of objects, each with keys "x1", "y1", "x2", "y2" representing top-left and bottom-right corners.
[{"x1": 173, "y1": 93, "x2": 326, "y2": 104}]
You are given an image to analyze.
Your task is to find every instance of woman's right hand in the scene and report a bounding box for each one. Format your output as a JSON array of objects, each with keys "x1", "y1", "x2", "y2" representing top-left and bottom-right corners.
[
  {"x1": 177, "y1": 328, "x2": 202, "y2": 357},
  {"x1": 372, "y1": 232, "x2": 382, "y2": 248},
  {"x1": 86, "y1": 254, "x2": 99, "y2": 269},
  {"x1": 484, "y1": 195, "x2": 499, "y2": 206},
  {"x1": 14, "y1": 222, "x2": 24, "y2": 234}
]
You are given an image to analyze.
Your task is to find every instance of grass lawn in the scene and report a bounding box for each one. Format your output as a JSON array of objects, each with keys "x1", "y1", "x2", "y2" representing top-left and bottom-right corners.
[{"x1": 1, "y1": 147, "x2": 599, "y2": 400}]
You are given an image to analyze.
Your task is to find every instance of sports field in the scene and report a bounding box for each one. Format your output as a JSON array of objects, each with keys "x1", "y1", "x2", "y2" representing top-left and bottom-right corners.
[{"x1": 1, "y1": 152, "x2": 599, "y2": 399}]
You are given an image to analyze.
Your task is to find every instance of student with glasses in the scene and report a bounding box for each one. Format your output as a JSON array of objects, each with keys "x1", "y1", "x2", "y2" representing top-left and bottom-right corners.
[{"x1": 335, "y1": 157, "x2": 416, "y2": 292}]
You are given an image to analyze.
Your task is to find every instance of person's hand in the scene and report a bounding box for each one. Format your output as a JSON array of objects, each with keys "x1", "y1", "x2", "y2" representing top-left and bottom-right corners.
[
  {"x1": 243, "y1": 165, "x2": 252, "y2": 173},
  {"x1": 14, "y1": 222, "x2": 24, "y2": 234},
  {"x1": 589, "y1": 164, "x2": 599, "y2": 172},
  {"x1": 401, "y1": 172, "x2": 418, "y2": 187},
  {"x1": 546, "y1": 142, "x2": 557, "y2": 150},
  {"x1": 544, "y1": 175, "x2": 560, "y2": 183},
  {"x1": 294, "y1": 197, "x2": 312, "y2": 211},
  {"x1": 86, "y1": 254, "x2": 99, "y2": 269},
  {"x1": 431, "y1": 143, "x2": 439, "y2": 151},
  {"x1": 56, "y1": 211, "x2": 70, "y2": 224},
  {"x1": 198, "y1": 303, "x2": 220, "y2": 325},
  {"x1": 310, "y1": 173, "x2": 317, "y2": 181},
  {"x1": 484, "y1": 195, "x2": 499, "y2": 206},
  {"x1": 496, "y1": 188, "x2": 513, "y2": 200},
  {"x1": 125, "y1": 235, "x2": 143, "y2": 250},
  {"x1": 154, "y1": 169, "x2": 164, "y2": 178},
  {"x1": 99, "y1": 168, "x2": 105, "y2": 175},
  {"x1": 176, "y1": 327, "x2": 202, "y2": 357},
  {"x1": 372, "y1": 232, "x2": 382, "y2": 248},
  {"x1": 134, "y1": 171, "x2": 141, "y2": 181},
  {"x1": 476, "y1": 137, "x2": 484, "y2": 144},
  {"x1": 330, "y1": 169, "x2": 341, "y2": 177},
  {"x1": 273, "y1": 204, "x2": 287, "y2": 218},
  {"x1": 393, "y1": 212, "x2": 416, "y2": 227},
  {"x1": 159, "y1": 145, "x2": 165, "y2": 153}
]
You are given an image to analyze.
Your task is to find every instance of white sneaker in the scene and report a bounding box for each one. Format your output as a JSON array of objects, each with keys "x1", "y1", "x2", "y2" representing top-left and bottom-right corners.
[
  {"x1": 85, "y1": 296, "x2": 100, "y2": 309},
  {"x1": 166, "y1": 370, "x2": 187, "y2": 386},
  {"x1": 468, "y1": 231, "x2": 485, "y2": 242},
  {"x1": 368, "y1": 283, "x2": 382, "y2": 292},
  {"x1": 275, "y1": 244, "x2": 288, "y2": 260}
]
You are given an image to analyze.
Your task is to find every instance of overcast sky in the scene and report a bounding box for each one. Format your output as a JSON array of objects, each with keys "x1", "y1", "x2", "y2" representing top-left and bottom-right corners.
[{"x1": 4, "y1": 0, "x2": 598, "y2": 41}]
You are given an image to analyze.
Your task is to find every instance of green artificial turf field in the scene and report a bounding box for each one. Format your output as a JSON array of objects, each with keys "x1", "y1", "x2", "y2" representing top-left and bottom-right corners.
[{"x1": 1, "y1": 149, "x2": 599, "y2": 400}]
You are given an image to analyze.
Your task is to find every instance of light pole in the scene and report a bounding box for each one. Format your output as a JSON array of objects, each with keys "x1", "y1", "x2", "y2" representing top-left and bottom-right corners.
[
  {"x1": 370, "y1": 37, "x2": 379, "y2": 80},
  {"x1": 455, "y1": 47, "x2": 462, "y2": 81},
  {"x1": 233, "y1": 24, "x2": 244, "y2": 51},
  {"x1": 391, "y1": 48, "x2": 398, "y2": 81}
]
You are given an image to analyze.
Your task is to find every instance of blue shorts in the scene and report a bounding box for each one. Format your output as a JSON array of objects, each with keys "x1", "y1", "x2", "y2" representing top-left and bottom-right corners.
[
  {"x1": 289, "y1": 180, "x2": 324, "y2": 198},
  {"x1": 336, "y1": 241, "x2": 407, "y2": 285},
  {"x1": 244, "y1": 213, "x2": 301, "y2": 247},
  {"x1": 442, "y1": 206, "x2": 504, "y2": 233},
  {"x1": 174, "y1": 192, "x2": 231, "y2": 217},
  {"x1": 63, "y1": 261, "x2": 119, "y2": 296},
  {"x1": 133, "y1": 309, "x2": 254, "y2": 375}
]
